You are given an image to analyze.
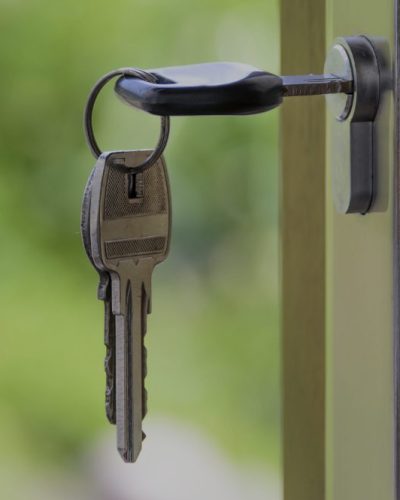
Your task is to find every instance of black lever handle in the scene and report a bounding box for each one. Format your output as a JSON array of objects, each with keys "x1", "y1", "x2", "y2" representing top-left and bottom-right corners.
[{"x1": 114, "y1": 62, "x2": 353, "y2": 116}]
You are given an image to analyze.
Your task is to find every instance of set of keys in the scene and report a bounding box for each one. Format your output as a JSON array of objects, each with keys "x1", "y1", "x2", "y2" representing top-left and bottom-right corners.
[
  {"x1": 82, "y1": 69, "x2": 172, "y2": 462},
  {"x1": 81, "y1": 62, "x2": 354, "y2": 463},
  {"x1": 81, "y1": 149, "x2": 171, "y2": 462}
]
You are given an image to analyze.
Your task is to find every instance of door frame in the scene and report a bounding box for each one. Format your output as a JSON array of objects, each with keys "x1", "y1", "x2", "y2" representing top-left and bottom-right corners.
[
  {"x1": 281, "y1": 1, "x2": 400, "y2": 498},
  {"x1": 281, "y1": 1, "x2": 326, "y2": 499}
]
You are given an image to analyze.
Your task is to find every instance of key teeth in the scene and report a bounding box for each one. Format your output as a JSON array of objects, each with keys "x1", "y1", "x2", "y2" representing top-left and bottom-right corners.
[
  {"x1": 97, "y1": 274, "x2": 110, "y2": 301},
  {"x1": 143, "y1": 387, "x2": 148, "y2": 418},
  {"x1": 102, "y1": 285, "x2": 116, "y2": 425},
  {"x1": 105, "y1": 384, "x2": 116, "y2": 424},
  {"x1": 104, "y1": 320, "x2": 116, "y2": 424},
  {"x1": 104, "y1": 363, "x2": 116, "y2": 423},
  {"x1": 142, "y1": 346, "x2": 148, "y2": 377}
]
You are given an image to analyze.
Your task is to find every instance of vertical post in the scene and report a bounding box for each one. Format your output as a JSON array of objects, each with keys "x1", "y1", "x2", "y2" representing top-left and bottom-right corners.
[
  {"x1": 280, "y1": 1, "x2": 326, "y2": 499},
  {"x1": 325, "y1": 2, "x2": 396, "y2": 499}
]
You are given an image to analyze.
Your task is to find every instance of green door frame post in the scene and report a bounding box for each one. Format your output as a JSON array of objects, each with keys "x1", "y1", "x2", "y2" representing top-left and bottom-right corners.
[{"x1": 281, "y1": 1, "x2": 326, "y2": 499}]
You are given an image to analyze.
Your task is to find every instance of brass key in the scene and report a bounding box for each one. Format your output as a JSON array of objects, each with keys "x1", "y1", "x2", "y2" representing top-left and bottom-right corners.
[
  {"x1": 81, "y1": 162, "x2": 117, "y2": 424},
  {"x1": 90, "y1": 150, "x2": 171, "y2": 462}
]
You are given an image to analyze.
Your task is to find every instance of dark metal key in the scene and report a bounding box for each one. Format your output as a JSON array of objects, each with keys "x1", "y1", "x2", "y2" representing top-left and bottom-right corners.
[
  {"x1": 81, "y1": 161, "x2": 116, "y2": 424},
  {"x1": 90, "y1": 150, "x2": 171, "y2": 462}
]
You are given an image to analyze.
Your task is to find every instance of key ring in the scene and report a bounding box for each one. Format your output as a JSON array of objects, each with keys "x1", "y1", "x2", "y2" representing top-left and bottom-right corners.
[{"x1": 84, "y1": 67, "x2": 170, "y2": 172}]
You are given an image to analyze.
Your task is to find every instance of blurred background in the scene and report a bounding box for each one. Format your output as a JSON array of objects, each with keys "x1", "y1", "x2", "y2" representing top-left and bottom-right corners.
[{"x1": 0, "y1": 0, "x2": 280, "y2": 498}]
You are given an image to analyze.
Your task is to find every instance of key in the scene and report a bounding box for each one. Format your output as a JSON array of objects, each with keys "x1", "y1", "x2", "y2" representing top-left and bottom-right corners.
[
  {"x1": 89, "y1": 150, "x2": 171, "y2": 462},
  {"x1": 114, "y1": 62, "x2": 353, "y2": 116},
  {"x1": 81, "y1": 161, "x2": 116, "y2": 424}
]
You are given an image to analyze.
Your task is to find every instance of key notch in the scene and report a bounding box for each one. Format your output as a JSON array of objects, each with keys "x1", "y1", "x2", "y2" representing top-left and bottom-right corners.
[{"x1": 127, "y1": 171, "x2": 145, "y2": 201}]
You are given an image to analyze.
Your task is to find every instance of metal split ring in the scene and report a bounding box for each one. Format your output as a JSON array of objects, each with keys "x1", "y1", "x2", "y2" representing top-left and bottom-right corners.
[{"x1": 83, "y1": 67, "x2": 170, "y2": 172}]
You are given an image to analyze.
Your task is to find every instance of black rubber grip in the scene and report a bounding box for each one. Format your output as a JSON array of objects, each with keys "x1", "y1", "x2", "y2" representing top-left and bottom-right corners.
[{"x1": 114, "y1": 62, "x2": 283, "y2": 116}]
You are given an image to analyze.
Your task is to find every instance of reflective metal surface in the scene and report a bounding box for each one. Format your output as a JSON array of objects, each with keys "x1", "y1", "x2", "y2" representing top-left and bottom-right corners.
[{"x1": 325, "y1": 36, "x2": 381, "y2": 214}]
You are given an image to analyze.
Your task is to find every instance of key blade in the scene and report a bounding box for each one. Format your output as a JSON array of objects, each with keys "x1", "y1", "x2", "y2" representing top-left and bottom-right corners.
[
  {"x1": 282, "y1": 74, "x2": 353, "y2": 96},
  {"x1": 81, "y1": 159, "x2": 117, "y2": 425},
  {"x1": 116, "y1": 278, "x2": 147, "y2": 462}
]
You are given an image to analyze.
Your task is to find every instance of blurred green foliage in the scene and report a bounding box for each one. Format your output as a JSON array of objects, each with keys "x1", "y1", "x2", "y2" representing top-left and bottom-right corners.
[{"x1": 0, "y1": 0, "x2": 279, "y2": 475}]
